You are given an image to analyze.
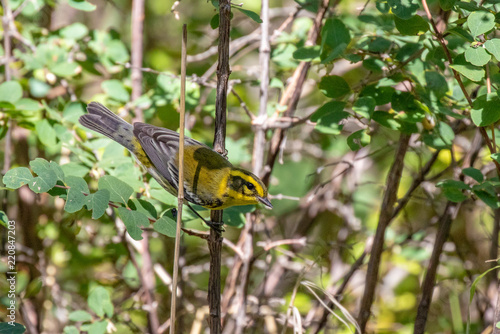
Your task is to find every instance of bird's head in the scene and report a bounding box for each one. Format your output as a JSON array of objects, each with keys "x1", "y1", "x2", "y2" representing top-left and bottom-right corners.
[{"x1": 226, "y1": 168, "x2": 272, "y2": 209}]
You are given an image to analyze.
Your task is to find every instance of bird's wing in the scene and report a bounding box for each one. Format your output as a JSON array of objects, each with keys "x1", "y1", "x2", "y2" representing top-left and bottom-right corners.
[{"x1": 133, "y1": 123, "x2": 208, "y2": 203}]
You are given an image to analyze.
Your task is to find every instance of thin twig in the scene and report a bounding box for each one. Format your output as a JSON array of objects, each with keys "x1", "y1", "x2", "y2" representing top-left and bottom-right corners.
[
  {"x1": 252, "y1": 0, "x2": 271, "y2": 175},
  {"x1": 170, "y1": 24, "x2": 187, "y2": 334},
  {"x1": 413, "y1": 202, "x2": 460, "y2": 334},
  {"x1": 131, "y1": 0, "x2": 144, "y2": 122}
]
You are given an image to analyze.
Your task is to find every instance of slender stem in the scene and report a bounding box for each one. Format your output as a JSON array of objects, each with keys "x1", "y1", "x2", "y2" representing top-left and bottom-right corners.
[
  {"x1": 357, "y1": 133, "x2": 411, "y2": 332},
  {"x1": 413, "y1": 203, "x2": 459, "y2": 334},
  {"x1": 170, "y1": 24, "x2": 187, "y2": 334},
  {"x1": 252, "y1": 0, "x2": 270, "y2": 176},
  {"x1": 131, "y1": 0, "x2": 144, "y2": 122},
  {"x1": 208, "y1": 1, "x2": 231, "y2": 332}
]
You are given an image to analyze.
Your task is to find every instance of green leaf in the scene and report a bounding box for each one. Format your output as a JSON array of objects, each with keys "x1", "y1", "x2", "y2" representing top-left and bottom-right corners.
[
  {"x1": 60, "y1": 22, "x2": 89, "y2": 39},
  {"x1": 372, "y1": 111, "x2": 401, "y2": 130},
  {"x1": 353, "y1": 96, "x2": 376, "y2": 118},
  {"x1": 365, "y1": 37, "x2": 392, "y2": 53},
  {"x1": 447, "y1": 26, "x2": 474, "y2": 42},
  {"x1": 0, "y1": 81, "x2": 22, "y2": 103},
  {"x1": 102, "y1": 80, "x2": 130, "y2": 103},
  {"x1": 14, "y1": 98, "x2": 42, "y2": 111},
  {"x1": 318, "y1": 76, "x2": 351, "y2": 98},
  {"x1": 485, "y1": 39, "x2": 500, "y2": 60},
  {"x1": 235, "y1": 7, "x2": 262, "y2": 23},
  {"x1": 3, "y1": 167, "x2": 33, "y2": 189},
  {"x1": 464, "y1": 46, "x2": 491, "y2": 66},
  {"x1": 311, "y1": 101, "x2": 346, "y2": 121},
  {"x1": 347, "y1": 130, "x2": 371, "y2": 151},
  {"x1": 450, "y1": 53, "x2": 485, "y2": 82},
  {"x1": 0, "y1": 323, "x2": 26, "y2": 334},
  {"x1": 362, "y1": 58, "x2": 385, "y2": 73},
  {"x1": 50, "y1": 62, "x2": 79, "y2": 77},
  {"x1": 394, "y1": 15, "x2": 429, "y2": 35},
  {"x1": 87, "y1": 321, "x2": 107, "y2": 334},
  {"x1": 0, "y1": 210, "x2": 8, "y2": 228},
  {"x1": 456, "y1": 1, "x2": 479, "y2": 11},
  {"x1": 470, "y1": 266, "x2": 500, "y2": 305},
  {"x1": 63, "y1": 102, "x2": 86, "y2": 124},
  {"x1": 320, "y1": 18, "x2": 351, "y2": 63},
  {"x1": 293, "y1": 46, "x2": 320, "y2": 61},
  {"x1": 29, "y1": 158, "x2": 60, "y2": 193},
  {"x1": 436, "y1": 179, "x2": 470, "y2": 190},
  {"x1": 29, "y1": 78, "x2": 50, "y2": 98},
  {"x1": 36, "y1": 119, "x2": 58, "y2": 147},
  {"x1": 117, "y1": 207, "x2": 148, "y2": 240},
  {"x1": 462, "y1": 167, "x2": 484, "y2": 182},
  {"x1": 491, "y1": 153, "x2": 500, "y2": 163},
  {"x1": 311, "y1": 101, "x2": 349, "y2": 135},
  {"x1": 473, "y1": 189, "x2": 499, "y2": 208},
  {"x1": 443, "y1": 188, "x2": 468, "y2": 202},
  {"x1": 153, "y1": 215, "x2": 177, "y2": 238},
  {"x1": 210, "y1": 13, "x2": 219, "y2": 29},
  {"x1": 439, "y1": 0, "x2": 457, "y2": 10},
  {"x1": 315, "y1": 111, "x2": 349, "y2": 135},
  {"x1": 391, "y1": 91, "x2": 417, "y2": 112},
  {"x1": 128, "y1": 198, "x2": 157, "y2": 219},
  {"x1": 68, "y1": 310, "x2": 93, "y2": 322},
  {"x1": 467, "y1": 11, "x2": 495, "y2": 37},
  {"x1": 471, "y1": 93, "x2": 500, "y2": 127},
  {"x1": 98, "y1": 175, "x2": 133, "y2": 204},
  {"x1": 64, "y1": 176, "x2": 89, "y2": 213},
  {"x1": 424, "y1": 71, "x2": 449, "y2": 98},
  {"x1": 61, "y1": 162, "x2": 89, "y2": 178},
  {"x1": 149, "y1": 179, "x2": 177, "y2": 206},
  {"x1": 106, "y1": 40, "x2": 130, "y2": 63},
  {"x1": 25, "y1": 277, "x2": 43, "y2": 298},
  {"x1": 223, "y1": 205, "x2": 255, "y2": 228},
  {"x1": 87, "y1": 286, "x2": 114, "y2": 318},
  {"x1": 388, "y1": 0, "x2": 419, "y2": 19},
  {"x1": 67, "y1": 0, "x2": 96, "y2": 11},
  {"x1": 422, "y1": 122, "x2": 454, "y2": 149},
  {"x1": 63, "y1": 326, "x2": 80, "y2": 334},
  {"x1": 85, "y1": 189, "x2": 110, "y2": 219},
  {"x1": 360, "y1": 85, "x2": 395, "y2": 105}
]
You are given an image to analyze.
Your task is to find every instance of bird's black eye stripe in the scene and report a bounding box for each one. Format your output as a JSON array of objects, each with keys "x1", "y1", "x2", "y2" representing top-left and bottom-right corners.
[{"x1": 246, "y1": 182, "x2": 255, "y2": 190}]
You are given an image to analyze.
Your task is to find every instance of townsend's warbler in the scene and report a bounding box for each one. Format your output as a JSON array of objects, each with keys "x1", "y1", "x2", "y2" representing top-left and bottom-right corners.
[{"x1": 79, "y1": 102, "x2": 272, "y2": 211}]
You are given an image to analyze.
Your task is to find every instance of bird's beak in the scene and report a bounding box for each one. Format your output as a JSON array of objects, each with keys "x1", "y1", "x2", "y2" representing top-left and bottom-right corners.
[{"x1": 257, "y1": 196, "x2": 273, "y2": 209}]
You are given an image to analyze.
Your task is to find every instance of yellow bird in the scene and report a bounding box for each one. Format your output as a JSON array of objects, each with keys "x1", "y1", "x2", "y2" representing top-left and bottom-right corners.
[{"x1": 80, "y1": 102, "x2": 272, "y2": 213}]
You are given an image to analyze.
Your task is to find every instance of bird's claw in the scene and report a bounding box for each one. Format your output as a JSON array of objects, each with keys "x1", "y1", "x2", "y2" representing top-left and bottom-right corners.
[{"x1": 205, "y1": 220, "x2": 225, "y2": 233}]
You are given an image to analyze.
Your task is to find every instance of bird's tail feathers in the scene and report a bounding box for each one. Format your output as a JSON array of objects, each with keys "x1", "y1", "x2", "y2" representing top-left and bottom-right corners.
[{"x1": 80, "y1": 102, "x2": 135, "y2": 151}]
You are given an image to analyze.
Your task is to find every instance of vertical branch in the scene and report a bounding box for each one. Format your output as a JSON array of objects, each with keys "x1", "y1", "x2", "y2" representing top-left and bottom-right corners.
[
  {"x1": 261, "y1": 0, "x2": 332, "y2": 186},
  {"x1": 141, "y1": 241, "x2": 160, "y2": 334},
  {"x1": 130, "y1": 8, "x2": 157, "y2": 331},
  {"x1": 170, "y1": 24, "x2": 187, "y2": 334},
  {"x1": 209, "y1": 1, "x2": 231, "y2": 333},
  {"x1": 413, "y1": 203, "x2": 459, "y2": 334},
  {"x1": 252, "y1": 0, "x2": 270, "y2": 176},
  {"x1": 131, "y1": 0, "x2": 145, "y2": 122},
  {"x1": 357, "y1": 133, "x2": 411, "y2": 332}
]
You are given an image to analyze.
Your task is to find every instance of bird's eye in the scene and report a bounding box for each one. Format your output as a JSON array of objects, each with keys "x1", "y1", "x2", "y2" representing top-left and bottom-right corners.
[{"x1": 246, "y1": 182, "x2": 255, "y2": 190}]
